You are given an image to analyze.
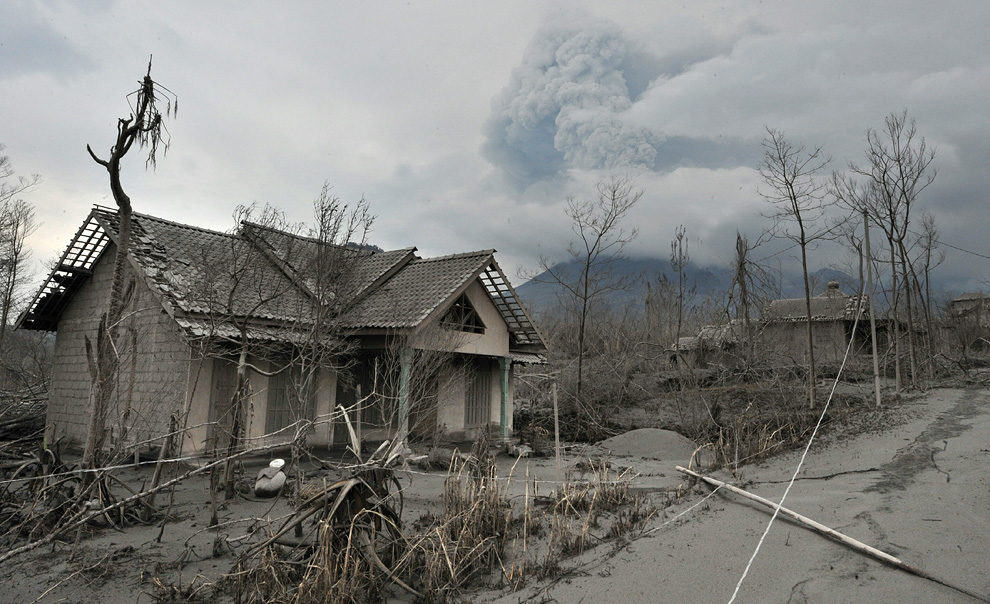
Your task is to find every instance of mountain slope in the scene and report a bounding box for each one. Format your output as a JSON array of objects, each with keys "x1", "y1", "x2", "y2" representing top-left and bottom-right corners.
[{"x1": 515, "y1": 256, "x2": 861, "y2": 314}]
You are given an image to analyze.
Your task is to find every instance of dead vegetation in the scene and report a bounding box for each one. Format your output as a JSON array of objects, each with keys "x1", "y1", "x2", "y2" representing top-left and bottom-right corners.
[
  {"x1": 0, "y1": 370, "x2": 932, "y2": 604},
  {"x1": 1, "y1": 342, "x2": 953, "y2": 604},
  {"x1": 210, "y1": 427, "x2": 658, "y2": 604}
]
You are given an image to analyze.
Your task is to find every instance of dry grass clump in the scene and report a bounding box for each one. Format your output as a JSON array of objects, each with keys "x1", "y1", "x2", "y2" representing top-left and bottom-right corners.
[
  {"x1": 225, "y1": 468, "x2": 411, "y2": 604},
  {"x1": 552, "y1": 460, "x2": 633, "y2": 515},
  {"x1": 531, "y1": 458, "x2": 655, "y2": 577},
  {"x1": 398, "y1": 430, "x2": 513, "y2": 602}
]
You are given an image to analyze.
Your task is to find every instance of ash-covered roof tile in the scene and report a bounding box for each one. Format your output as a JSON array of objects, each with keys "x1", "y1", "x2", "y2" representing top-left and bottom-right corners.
[
  {"x1": 340, "y1": 250, "x2": 495, "y2": 329},
  {"x1": 763, "y1": 282, "x2": 867, "y2": 322},
  {"x1": 22, "y1": 207, "x2": 546, "y2": 353}
]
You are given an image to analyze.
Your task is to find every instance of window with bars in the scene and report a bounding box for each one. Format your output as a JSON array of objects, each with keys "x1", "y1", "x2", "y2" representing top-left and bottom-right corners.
[
  {"x1": 359, "y1": 355, "x2": 399, "y2": 429},
  {"x1": 266, "y1": 365, "x2": 316, "y2": 435},
  {"x1": 464, "y1": 360, "x2": 492, "y2": 427}
]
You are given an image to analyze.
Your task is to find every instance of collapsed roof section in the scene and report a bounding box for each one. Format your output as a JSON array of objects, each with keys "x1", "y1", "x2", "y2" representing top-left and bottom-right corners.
[{"x1": 17, "y1": 210, "x2": 110, "y2": 331}]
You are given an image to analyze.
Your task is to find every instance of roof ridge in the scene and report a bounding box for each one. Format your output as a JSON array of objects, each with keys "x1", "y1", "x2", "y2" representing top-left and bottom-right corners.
[
  {"x1": 95, "y1": 206, "x2": 239, "y2": 240},
  {"x1": 240, "y1": 220, "x2": 418, "y2": 257},
  {"x1": 412, "y1": 249, "x2": 495, "y2": 263}
]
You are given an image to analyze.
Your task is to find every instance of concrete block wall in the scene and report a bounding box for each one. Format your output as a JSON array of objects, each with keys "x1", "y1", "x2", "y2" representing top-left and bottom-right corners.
[
  {"x1": 761, "y1": 321, "x2": 852, "y2": 367},
  {"x1": 48, "y1": 245, "x2": 188, "y2": 453}
]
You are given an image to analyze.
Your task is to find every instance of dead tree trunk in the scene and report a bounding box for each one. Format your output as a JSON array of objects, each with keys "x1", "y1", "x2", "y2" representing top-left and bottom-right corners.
[{"x1": 83, "y1": 59, "x2": 175, "y2": 469}]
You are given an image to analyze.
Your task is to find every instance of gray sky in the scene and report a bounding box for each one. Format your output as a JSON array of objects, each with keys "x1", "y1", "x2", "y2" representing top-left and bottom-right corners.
[{"x1": 3, "y1": 0, "x2": 989, "y2": 293}]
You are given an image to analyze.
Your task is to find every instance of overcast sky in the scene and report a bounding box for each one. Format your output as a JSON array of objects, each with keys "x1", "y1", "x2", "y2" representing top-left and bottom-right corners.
[{"x1": 2, "y1": 0, "x2": 989, "y2": 294}]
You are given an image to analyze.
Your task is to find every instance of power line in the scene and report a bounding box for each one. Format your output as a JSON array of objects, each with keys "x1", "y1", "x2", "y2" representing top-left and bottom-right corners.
[
  {"x1": 752, "y1": 240, "x2": 802, "y2": 264},
  {"x1": 930, "y1": 237, "x2": 990, "y2": 261}
]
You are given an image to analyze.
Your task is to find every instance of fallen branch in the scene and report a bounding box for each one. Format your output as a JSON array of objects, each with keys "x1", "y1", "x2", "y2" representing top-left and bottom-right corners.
[
  {"x1": 0, "y1": 441, "x2": 291, "y2": 566},
  {"x1": 676, "y1": 466, "x2": 989, "y2": 603}
]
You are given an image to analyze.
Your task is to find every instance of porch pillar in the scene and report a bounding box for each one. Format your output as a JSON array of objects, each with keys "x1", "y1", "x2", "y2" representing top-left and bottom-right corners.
[
  {"x1": 397, "y1": 346, "x2": 413, "y2": 443},
  {"x1": 499, "y1": 356, "x2": 510, "y2": 441}
]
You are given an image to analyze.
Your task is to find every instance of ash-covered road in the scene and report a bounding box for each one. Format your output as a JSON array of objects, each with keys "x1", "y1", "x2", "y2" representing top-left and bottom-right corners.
[{"x1": 487, "y1": 388, "x2": 990, "y2": 604}]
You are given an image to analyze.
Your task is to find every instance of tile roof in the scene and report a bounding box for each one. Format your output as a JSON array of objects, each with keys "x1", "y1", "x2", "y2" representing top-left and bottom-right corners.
[
  {"x1": 241, "y1": 222, "x2": 417, "y2": 305},
  {"x1": 763, "y1": 283, "x2": 867, "y2": 322},
  {"x1": 19, "y1": 207, "x2": 547, "y2": 353},
  {"x1": 339, "y1": 250, "x2": 495, "y2": 329},
  {"x1": 93, "y1": 209, "x2": 313, "y2": 325}
]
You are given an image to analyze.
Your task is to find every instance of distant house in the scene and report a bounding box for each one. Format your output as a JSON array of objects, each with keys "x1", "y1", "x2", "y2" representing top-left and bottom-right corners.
[
  {"x1": 667, "y1": 321, "x2": 747, "y2": 368},
  {"x1": 18, "y1": 207, "x2": 546, "y2": 456},
  {"x1": 948, "y1": 292, "x2": 990, "y2": 326},
  {"x1": 761, "y1": 281, "x2": 874, "y2": 365},
  {"x1": 948, "y1": 292, "x2": 990, "y2": 350}
]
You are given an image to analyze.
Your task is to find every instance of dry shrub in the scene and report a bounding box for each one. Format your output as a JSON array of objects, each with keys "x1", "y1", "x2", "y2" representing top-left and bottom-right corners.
[
  {"x1": 227, "y1": 545, "x2": 295, "y2": 604},
  {"x1": 398, "y1": 430, "x2": 512, "y2": 602},
  {"x1": 293, "y1": 508, "x2": 405, "y2": 604},
  {"x1": 226, "y1": 468, "x2": 409, "y2": 604},
  {"x1": 682, "y1": 383, "x2": 874, "y2": 471},
  {"x1": 536, "y1": 459, "x2": 654, "y2": 575}
]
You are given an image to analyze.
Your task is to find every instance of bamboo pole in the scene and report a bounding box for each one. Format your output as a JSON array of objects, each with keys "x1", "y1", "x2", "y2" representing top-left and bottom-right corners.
[{"x1": 675, "y1": 466, "x2": 989, "y2": 603}]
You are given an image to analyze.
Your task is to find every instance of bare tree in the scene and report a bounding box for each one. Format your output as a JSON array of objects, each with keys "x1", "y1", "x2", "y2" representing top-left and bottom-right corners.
[
  {"x1": 0, "y1": 147, "x2": 40, "y2": 350},
  {"x1": 188, "y1": 188, "x2": 376, "y2": 501},
  {"x1": 82, "y1": 59, "x2": 177, "y2": 469},
  {"x1": 913, "y1": 212, "x2": 944, "y2": 361},
  {"x1": 530, "y1": 175, "x2": 641, "y2": 409},
  {"x1": 759, "y1": 128, "x2": 834, "y2": 408},
  {"x1": 731, "y1": 233, "x2": 754, "y2": 362},
  {"x1": 834, "y1": 111, "x2": 937, "y2": 389},
  {"x1": 645, "y1": 272, "x2": 677, "y2": 359}
]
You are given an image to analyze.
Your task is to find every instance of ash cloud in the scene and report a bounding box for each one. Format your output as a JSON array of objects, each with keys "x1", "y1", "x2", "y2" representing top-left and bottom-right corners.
[{"x1": 481, "y1": 18, "x2": 665, "y2": 189}]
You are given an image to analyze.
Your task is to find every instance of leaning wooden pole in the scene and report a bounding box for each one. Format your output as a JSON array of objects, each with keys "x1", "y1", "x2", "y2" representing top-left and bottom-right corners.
[
  {"x1": 675, "y1": 467, "x2": 988, "y2": 603},
  {"x1": 864, "y1": 210, "x2": 882, "y2": 408},
  {"x1": 552, "y1": 382, "x2": 562, "y2": 486}
]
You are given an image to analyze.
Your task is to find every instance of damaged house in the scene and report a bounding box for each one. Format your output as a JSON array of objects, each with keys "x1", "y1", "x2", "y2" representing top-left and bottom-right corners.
[
  {"x1": 761, "y1": 281, "x2": 875, "y2": 366},
  {"x1": 667, "y1": 321, "x2": 748, "y2": 368},
  {"x1": 18, "y1": 207, "x2": 546, "y2": 456},
  {"x1": 947, "y1": 291, "x2": 990, "y2": 351}
]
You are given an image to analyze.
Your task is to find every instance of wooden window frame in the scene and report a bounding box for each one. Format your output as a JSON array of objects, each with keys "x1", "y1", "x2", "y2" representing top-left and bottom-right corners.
[{"x1": 442, "y1": 293, "x2": 486, "y2": 334}]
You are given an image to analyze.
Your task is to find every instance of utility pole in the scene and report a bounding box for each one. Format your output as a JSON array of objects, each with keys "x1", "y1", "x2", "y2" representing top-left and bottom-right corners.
[{"x1": 864, "y1": 210, "x2": 882, "y2": 407}]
